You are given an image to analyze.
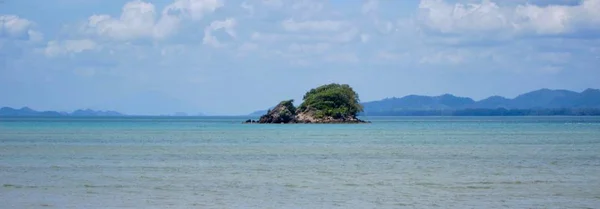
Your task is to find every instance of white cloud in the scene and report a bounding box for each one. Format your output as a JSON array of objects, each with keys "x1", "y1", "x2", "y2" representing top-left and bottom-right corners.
[
  {"x1": 83, "y1": 0, "x2": 222, "y2": 41},
  {"x1": 0, "y1": 15, "x2": 42, "y2": 41},
  {"x1": 44, "y1": 39, "x2": 98, "y2": 57},
  {"x1": 203, "y1": 18, "x2": 237, "y2": 47},
  {"x1": 514, "y1": 0, "x2": 600, "y2": 35},
  {"x1": 163, "y1": 0, "x2": 223, "y2": 21},
  {"x1": 1, "y1": 15, "x2": 33, "y2": 38},
  {"x1": 418, "y1": 0, "x2": 600, "y2": 36},
  {"x1": 418, "y1": 0, "x2": 510, "y2": 34},
  {"x1": 282, "y1": 19, "x2": 346, "y2": 32},
  {"x1": 85, "y1": 1, "x2": 157, "y2": 40}
]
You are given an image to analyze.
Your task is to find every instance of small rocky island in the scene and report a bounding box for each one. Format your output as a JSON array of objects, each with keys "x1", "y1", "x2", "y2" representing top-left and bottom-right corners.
[{"x1": 245, "y1": 83, "x2": 369, "y2": 124}]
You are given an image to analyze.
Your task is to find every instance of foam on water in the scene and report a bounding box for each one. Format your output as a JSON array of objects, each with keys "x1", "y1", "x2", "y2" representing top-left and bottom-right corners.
[{"x1": 1, "y1": 116, "x2": 599, "y2": 208}]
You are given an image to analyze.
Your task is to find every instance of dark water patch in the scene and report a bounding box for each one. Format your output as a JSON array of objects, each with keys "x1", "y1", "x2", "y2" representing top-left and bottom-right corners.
[
  {"x1": 394, "y1": 203, "x2": 411, "y2": 206},
  {"x1": 3, "y1": 184, "x2": 40, "y2": 189},
  {"x1": 461, "y1": 180, "x2": 561, "y2": 186},
  {"x1": 414, "y1": 182, "x2": 444, "y2": 187},
  {"x1": 284, "y1": 183, "x2": 308, "y2": 188},
  {"x1": 83, "y1": 184, "x2": 129, "y2": 188},
  {"x1": 40, "y1": 203, "x2": 52, "y2": 207},
  {"x1": 153, "y1": 185, "x2": 178, "y2": 191},
  {"x1": 465, "y1": 186, "x2": 493, "y2": 189},
  {"x1": 138, "y1": 175, "x2": 163, "y2": 181},
  {"x1": 3, "y1": 184, "x2": 16, "y2": 188}
]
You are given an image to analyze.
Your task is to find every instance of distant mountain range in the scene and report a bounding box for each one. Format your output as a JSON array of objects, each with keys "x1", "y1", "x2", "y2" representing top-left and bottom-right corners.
[
  {"x1": 5, "y1": 88, "x2": 600, "y2": 117},
  {"x1": 361, "y1": 88, "x2": 600, "y2": 116},
  {"x1": 247, "y1": 88, "x2": 600, "y2": 116},
  {"x1": 0, "y1": 107, "x2": 124, "y2": 117}
]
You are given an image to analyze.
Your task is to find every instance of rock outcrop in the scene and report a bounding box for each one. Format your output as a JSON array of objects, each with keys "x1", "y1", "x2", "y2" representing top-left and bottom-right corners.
[
  {"x1": 256, "y1": 100, "x2": 296, "y2": 123},
  {"x1": 244, "y1": 106, "x2": 368, "y2": 124}
]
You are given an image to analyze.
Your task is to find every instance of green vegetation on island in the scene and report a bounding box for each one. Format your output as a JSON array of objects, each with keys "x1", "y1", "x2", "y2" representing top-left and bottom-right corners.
[
  {"x1": 245, "y1": 83, "x2": 368, "y2": 124},
  {"x1": 298, "y1": 84, "x2": 363, "y2": 119}
]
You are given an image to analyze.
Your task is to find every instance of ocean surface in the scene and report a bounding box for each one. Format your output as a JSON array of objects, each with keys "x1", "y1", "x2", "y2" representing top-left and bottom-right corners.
[{"x1": 1, "y1": 116, "x2": 599, "y2": 209}]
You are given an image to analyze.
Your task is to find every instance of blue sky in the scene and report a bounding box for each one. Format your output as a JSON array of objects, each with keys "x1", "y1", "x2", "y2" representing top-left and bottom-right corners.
[{"x1": 1, "y1": 0, "x2": 599, "y2": 115}]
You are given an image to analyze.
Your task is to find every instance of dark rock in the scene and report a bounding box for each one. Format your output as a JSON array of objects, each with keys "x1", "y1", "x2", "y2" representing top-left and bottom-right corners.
[
  {"x1": 249, "y1": 100, "x2": 369, "y2": 124},
  {"x1": 257, "y1": 100, "x2": 296, "y2": 123}
]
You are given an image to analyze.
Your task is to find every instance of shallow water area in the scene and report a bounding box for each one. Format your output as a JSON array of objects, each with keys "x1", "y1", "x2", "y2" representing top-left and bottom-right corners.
[{"x1": 1, "y1": 116, "x2": 600, "y2": 208}]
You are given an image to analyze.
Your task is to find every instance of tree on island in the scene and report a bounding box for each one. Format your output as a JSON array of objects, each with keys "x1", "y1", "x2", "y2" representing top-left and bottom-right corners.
[
  {"x1": 298, "y1": 83, "x2": 363, "y2": 119},
  {"x1": 246, "y1": 83, "x2": 367, "y2": 124}
]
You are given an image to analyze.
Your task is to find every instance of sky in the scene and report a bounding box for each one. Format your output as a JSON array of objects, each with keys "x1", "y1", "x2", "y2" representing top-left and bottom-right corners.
[{"x1": 1, "y1": 0, "x2": 599, "y2": 115}]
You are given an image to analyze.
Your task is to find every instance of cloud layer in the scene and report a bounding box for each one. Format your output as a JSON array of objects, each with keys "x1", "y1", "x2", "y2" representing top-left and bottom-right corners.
[
  {"x1": 419, "y1": 0, "x2": 600, "y2": 36},
  {"x1": 1, "y1": 0, "x2": 599, "y2": 115}
]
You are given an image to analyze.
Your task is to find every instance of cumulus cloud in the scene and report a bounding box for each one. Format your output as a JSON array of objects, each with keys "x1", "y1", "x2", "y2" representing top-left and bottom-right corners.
[
  {"x1": 515, "y1": 0, "x2": 600, "y2": 35},
  {"x1": 203, "y1": 18, "x2": 237, "y2": 47},
  {"x1": 44, "y1": 39, "x2": 98, "y2": 57},
  {"x1": 84, "y1": 1, "x2": 157, "y2": 40},
  {"x1": 83, "y1": 0, "x2": 222, "y2": 41},
  {"x1": 163, "y1": 0, "x2": 223, "y2": 21},
  {"x1": 418, "y1": 0, "x2": 600, "y2": 36},
  {"x1": 418, "y1": 0, "x2": 511, "y2": 35},
  {"x1": 0, "y1": 15, "x2": 42, "y2": 41}
]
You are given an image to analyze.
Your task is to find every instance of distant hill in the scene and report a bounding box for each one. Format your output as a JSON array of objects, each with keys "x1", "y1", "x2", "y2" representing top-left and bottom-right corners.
[
  {"x1": 246, "y1": 88, "x2": 600, "y2": 116},
  {"x1": 0, "y1": 107, "x2": 125, "y2": 117},
  {"x1": 362, "y1": 88, "x2": 600, "y2": 116},
  {"x1": 71, "y1": 109, "x2": 124, "y2": 116}
]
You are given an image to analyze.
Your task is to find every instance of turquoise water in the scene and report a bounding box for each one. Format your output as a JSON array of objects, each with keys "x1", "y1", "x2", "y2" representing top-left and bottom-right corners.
[{"x1": 1, "y1": 116, "x2": 599, "y2": 208}]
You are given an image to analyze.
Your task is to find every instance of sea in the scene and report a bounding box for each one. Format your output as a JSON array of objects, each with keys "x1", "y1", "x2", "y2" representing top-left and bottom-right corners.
[{"x1": 1, "y1": 116, "x2": 599, "y2": 209}]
